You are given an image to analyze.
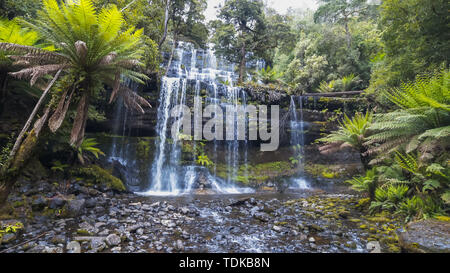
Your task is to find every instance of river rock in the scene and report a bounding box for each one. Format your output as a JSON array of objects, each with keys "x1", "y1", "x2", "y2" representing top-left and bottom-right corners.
[
  {"x1": 31, "y1": 196, "x2": 47, "y2": 211},
  {"x1": 1, "y1": 233, "x2": 17, "y2": 244},
  {"x1": 49, "y1": 197, "x2": 66, "y2": 209},
  {"x1": 366, "y1": 241, "x2": 381, "y2": 253},
  {"x1": 85, "y1": 198, "x2": 97, "y2": 208},
  {"x1": 106, "y1": 234, "x2": 121, "y2": 247},
  {"x1": 51, "y1": 235, "x2": 66, "y2": 245},
  {"x1": 161, "y1": 220, "x2": 176, "y2": 228},
  {"x1": 272, "y1": 225, "x2": 283, "y2": 232},
  {"x1": 90, "y1": 237, "x2": 106, "y2": 252},
  {"x1": 176, "y1": 239, "x2": 184, "y2": 251},
  {"x1": 43, "y1": 246, "x2": 64, "y2": 253},
  {"x1": 397, "y1": 220, "x2": 450, "y2": 253},
  {"x1": 65, "y1": 199, "x2": 86, "y2": 217},
  {"x1": 67, "y1": 241, "x2": 81, "y2": 253}
]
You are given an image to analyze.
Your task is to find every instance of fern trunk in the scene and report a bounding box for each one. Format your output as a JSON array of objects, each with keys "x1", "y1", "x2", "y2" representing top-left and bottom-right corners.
[
  {"x1": 0, "y1": 123, "x2": 44, "y2": 206},
  {"x1": 359, "y1": 146, "x2": 371, "y2": 171}
]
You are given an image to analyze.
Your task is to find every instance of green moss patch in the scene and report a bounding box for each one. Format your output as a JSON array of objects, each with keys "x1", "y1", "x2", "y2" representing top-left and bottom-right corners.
[{"x1": 72, "y1": 165, "x2": 126, "y2": 192}]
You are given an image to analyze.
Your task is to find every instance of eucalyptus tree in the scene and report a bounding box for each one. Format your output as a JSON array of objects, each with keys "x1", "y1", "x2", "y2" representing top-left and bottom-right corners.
[
  {"x1": 210, "y1": 0, "x2": 266, "y2": 84},
  {"x1": 314, "y1": 0, "x2": 374, "y2": 49},
  {"x1": 0, "y1": 0, "x2": 151, "y2": 204},
  {"x1": 164, "y1": 0, "x2": 208, "y2": 75},
  {"x1": 369, "y1": 0, "x2": 450, "y2": 93}
]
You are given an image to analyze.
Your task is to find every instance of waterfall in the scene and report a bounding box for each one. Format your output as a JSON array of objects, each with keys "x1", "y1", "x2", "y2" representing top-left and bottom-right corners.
[
  {"x1": 136, "y1": 42, "x2": 253, "y2": 196},
  {"x1": 289, "y1": 96, "x2": 309, "y2": 189},
  {"x1": 146, "y1": 77, "x2": 183, "y2": 195}
]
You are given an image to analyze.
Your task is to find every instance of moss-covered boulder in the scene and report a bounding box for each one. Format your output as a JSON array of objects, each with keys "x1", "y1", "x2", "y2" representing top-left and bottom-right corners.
[{"x1": 72, "y1": 165, "x2": 126, "y2": 192}]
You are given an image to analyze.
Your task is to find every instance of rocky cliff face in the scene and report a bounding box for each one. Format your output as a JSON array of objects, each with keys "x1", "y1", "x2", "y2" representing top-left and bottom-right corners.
[{"x1": 90, "y1": 82, "x2": 369, "y2": 148}]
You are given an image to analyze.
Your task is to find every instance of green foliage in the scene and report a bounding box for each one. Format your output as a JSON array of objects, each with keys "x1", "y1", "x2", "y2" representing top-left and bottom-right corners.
[
  {"x1": 0, "y1": 18, "x2": 51, "y2": 71},
  {"x1": 351, "y1": 149, "x2": 449, "y2": 220},
  {"x1": 317, "y1": 80, "x2": 337, "y2": 93},
  {"x1": 50, "y1": 160, "x2": 69, "y2": 173},
  {"x1": 0, "y1": 134, "x2": 13, "y2": 171},
  {"x1": 0, "y1": 0, "x2": 41, "y2": 19},
  {"x1": 370, "y1": 184, "x2": 409, "y2": 213},
  {"x1": 366, "y1": 69, "x2": 450, "y2": 157},
  {"x1": 319, "y1": 111, "x2": 373, "y2": 153},
  {"x1": 274, "y1": 6, "x2": 381, "y2": 93},
  {"x1": 346, "y1": 168, "x2": 376, "y2": 193},
  {"x1": 0, "y1": 18, "x2": 39, "y2": 46},
  {"x1": 3, "y1": 0, "x2": 152, "y2": 149},
  {"x1": 289, "y1": 144, "x2": 302, "y2": 166},
  {"x1": 316, "y1": 74, "x2": 361, "y2": 92},
  {"x1": 368, "y1": 0, "x2": 449, "y2": 93},
  {"x1": 397, "y1": 196, "x2": 443, "y2": 222},
  {"x1": 383, "y1": 69, "x2": 450, "y2": 111},
  {"x1": 196, "y1": 154, "x2": 212, "y2": 167},
  {"x1": 0, "y1": 221, "x2": 24, "y2": 241},
  {"x1": 168, "y1": 0, "x2": 208, "y2": 48},
  {"x1": 394, "y1": 152, "x2": 449, "y2": 195},
  {"x1": 77, "y1": 138, "x2": 105, "y2": 165},
  {"x1": 94, "y1": 0, "x2": 165, "y2": 42},
  {"x1": 210, "y1": 0, "x2": 289, "y2": 83},
  {"x1": 340, "y1": 73, "x2": 359, "y2": 91},
  {"x1": 73, "y1": 164, "x2": 125, "y2": 191},
  {"x1": 136, "y1": 138, "x2": 151, "y2": 159},
  {"x1": 255, "y1": 66, "x2": 283, "y2": 84}
]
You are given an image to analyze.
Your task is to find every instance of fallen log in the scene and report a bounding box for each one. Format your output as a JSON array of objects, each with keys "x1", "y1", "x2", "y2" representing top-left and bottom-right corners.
[{"x1": 302, "y1": 91, "x2": 364, "y2": 97}]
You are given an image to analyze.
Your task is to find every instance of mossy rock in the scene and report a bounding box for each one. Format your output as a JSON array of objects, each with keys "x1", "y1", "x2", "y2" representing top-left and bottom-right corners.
[
  {"x1": 72, "y1": 165, "x2": 126, "y2": 192},
  {"x1": 21, "y1": 157, "x2": 49, "y2": 180}
]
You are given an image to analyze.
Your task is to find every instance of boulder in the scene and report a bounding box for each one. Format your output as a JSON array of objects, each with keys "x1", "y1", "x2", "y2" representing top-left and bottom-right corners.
[
  {"x1": 64, "y1": 198, "x2": 86, "y2": 217},
  {"x1": 397, "y1": 220, "x2": 450, "y2": 253}
]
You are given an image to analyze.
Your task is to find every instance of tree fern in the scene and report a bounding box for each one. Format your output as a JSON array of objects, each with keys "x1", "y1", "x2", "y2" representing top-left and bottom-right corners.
[
  {"x1": 366, "y1": 69, "x2": 450, "y2": 157},
  {"x1": 3, "y1": 0, "x2": 152, "y2": 148},
  {"x1": 319, "y1": 111, "x2": 373, "y2": 152}
]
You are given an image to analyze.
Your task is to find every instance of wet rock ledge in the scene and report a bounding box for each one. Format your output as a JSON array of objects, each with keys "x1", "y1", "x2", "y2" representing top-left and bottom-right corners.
[{"x1": 397, "y1": 220, "x2": 450, "y2": 253}]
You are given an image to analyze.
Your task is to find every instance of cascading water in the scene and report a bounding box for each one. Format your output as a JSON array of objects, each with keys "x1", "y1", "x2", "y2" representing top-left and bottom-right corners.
[
  {"x1": 146, "y1": 77, "x2": 184, "y2": 195},
  {"x1": 289, "y1": 96, "x2": 309, "y2": 189},
  {"x1": 108, "y1": 80, "x2": 143, "y2": 189},
  {"x1": 136, "y1": 42, "x2": 253, "y2": 196}
]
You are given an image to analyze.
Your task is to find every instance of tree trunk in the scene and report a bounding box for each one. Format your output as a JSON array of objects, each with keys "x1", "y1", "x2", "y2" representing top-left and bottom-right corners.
[
  {"x1": 0, "y1": 179, "x2": 13, "y2": 206},
  {"x1": 0, "y1": 70, "x2": 61, "y2": 206},
  {"x1": 238, "y1": 43, "x2": 246, "y2": 84},
  {"x1": 8, "y1": 69, "x2": 61, "y2": 161},
  {"x1": 0, "y1": 72, "x2": 7, "y2": 116},
  {"x1": 344, "y1": 20, "x2": 351, "y2": 50},
  {"x1": 158, "y1": 0, "x2": 171, "y2": 49},
  {"x1": 0, "y1": 126, "x2": 42, "y2": 206}
]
